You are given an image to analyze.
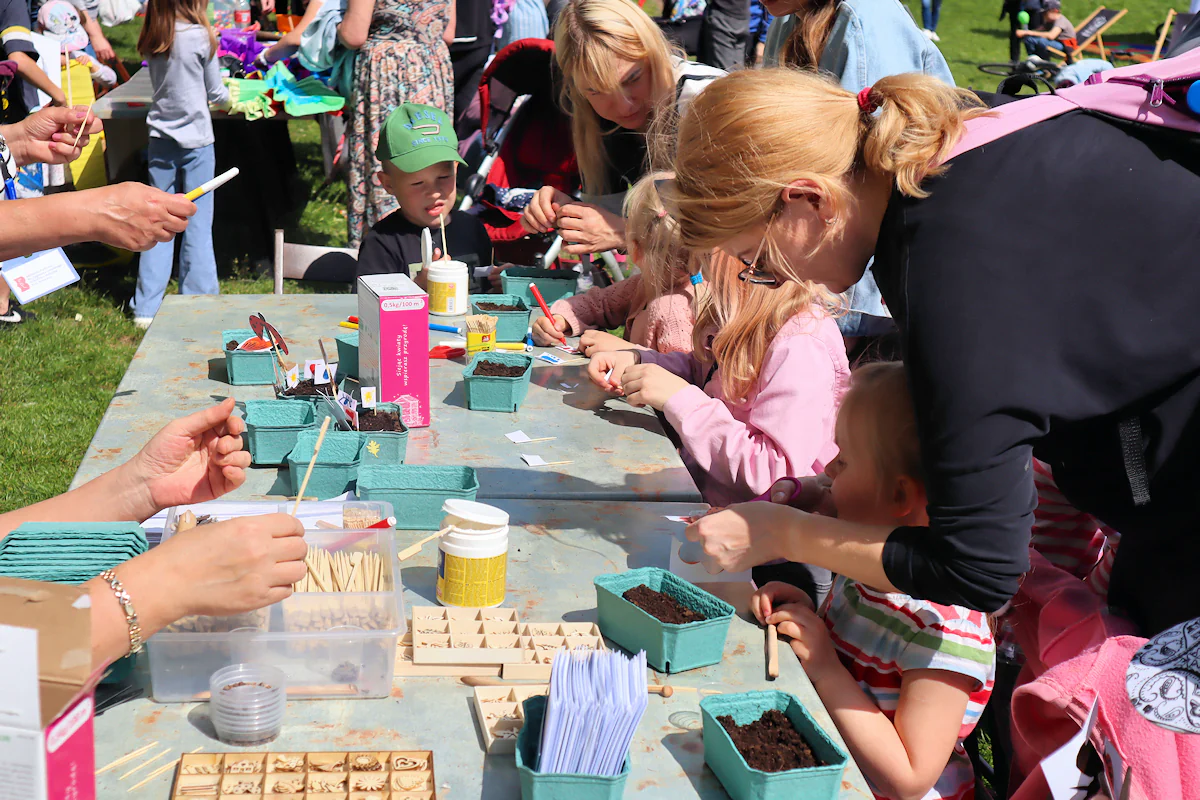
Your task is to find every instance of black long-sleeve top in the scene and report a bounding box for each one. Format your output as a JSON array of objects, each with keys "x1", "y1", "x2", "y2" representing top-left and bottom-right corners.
[{"x1": 872, "y1": 110, "x2": 1200, "y2": 636}]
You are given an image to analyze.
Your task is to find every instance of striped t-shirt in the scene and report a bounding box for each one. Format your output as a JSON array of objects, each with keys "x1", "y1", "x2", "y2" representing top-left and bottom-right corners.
[{"x1": 822, "y1": 577, "x2": 996, "y2": 800}]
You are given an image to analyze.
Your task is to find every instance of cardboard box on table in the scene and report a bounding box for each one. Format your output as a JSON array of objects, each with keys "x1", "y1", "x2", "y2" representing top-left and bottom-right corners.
[
  {"x1": 357, "y1": 274, "x2": 431, "y2": 428},
  {"x1": 0, "y1": 577, "x2": 100, "y2": 800}
]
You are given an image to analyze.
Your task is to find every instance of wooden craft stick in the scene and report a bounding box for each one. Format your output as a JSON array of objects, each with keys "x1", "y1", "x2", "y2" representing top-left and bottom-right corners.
[
  {"x1": 533, "y1": 461, "x2": 574, "y2": 467},
  {"x1": 118, "y1": 748, "x2": 170, "y2": 780},
  {"x1": 291, "y1": 416, "x2": 331, "y2": 516},
  {"x1": 319, "y1": 338, "x2": 331, "y2": 366},
  {"x1": 524, "y1": 437, "x2": 556, "y2": 443},
  {"x1": 96, "y1": 741, "x2": 160, "y2": 775},
  {"x1": 72, "y1": 102, "x2": 94, "y2": 151},
  {"x1": 127, "y1": 748, "x2": 202, "y2": 792},
  {"x1": 397, "y1": 527, "x2": 452, "y2": 561},
  {"x1": 461, "y1": 676, "x2": 673, "y2": 696},
  {"x1": 439, "y1": 213, "x2": 449, "y2": 259},
  {"x1": 767, "y1": 624, "x2": 779, "y2": 680}
]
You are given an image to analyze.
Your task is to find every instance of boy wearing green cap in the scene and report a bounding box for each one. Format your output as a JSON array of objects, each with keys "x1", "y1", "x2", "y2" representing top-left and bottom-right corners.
[{"x1": 356, "y1": 103, "x2": 492, "y2": 285}]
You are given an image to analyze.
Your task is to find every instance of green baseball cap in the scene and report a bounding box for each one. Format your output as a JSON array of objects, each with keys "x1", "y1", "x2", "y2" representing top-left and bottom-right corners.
[{"x1": 376, "y1": 103, "x2": 467, "y2": 173}]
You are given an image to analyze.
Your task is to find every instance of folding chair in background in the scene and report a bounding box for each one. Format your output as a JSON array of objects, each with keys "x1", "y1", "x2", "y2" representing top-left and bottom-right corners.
[{"x1": 1046, "y1": 6, "x2": 1127, "y2": 63}]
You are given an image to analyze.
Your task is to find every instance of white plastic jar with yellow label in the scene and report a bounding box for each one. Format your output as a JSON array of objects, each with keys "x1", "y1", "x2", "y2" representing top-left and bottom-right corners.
[
  {"x1": 436, "y1": 499, "x2": 509, "y2": 607},
  {"x1": 426, "y1": 260, "x2": 468, "y2": 316}
]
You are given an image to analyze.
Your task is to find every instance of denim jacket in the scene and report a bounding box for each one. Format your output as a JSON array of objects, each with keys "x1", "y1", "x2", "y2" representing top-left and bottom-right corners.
[{"x1": 763, "y1": 0, "x2": 953, "y2": 336}]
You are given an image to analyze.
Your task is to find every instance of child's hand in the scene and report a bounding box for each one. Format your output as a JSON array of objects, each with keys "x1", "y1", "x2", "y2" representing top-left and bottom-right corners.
[
  {"x1": 619, "y1": 363, "x2": 689, "y2": 410},
  {"x1": 532, "y1": 314, "x2": 569, "y2": 345},
  {"x1": 587, "y1": 350, "x2": 639, "y2": 393},
  {"x1": 521, "y1": 186, "x2": 573, "y2": 234},
  {"x1": 579, "y1": 330, "x2": 635, "y2": 357},
  {"x1": 768, "y1": 603, "x2": 839, "y2": 684},
  {"x1": 488, "y1": 264, "x2": 505, "y2": 291},
  {"x1": 751, "y1": 581, "x2": 816, "y2": 625}
]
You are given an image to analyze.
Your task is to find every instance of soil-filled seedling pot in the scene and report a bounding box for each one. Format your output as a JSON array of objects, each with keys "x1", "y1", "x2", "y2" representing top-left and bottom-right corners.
[
  {"x1": 275, "y1": 380, "x2": 338, "y2": 413},
  {"x1": 516, "y1": 695, "x2": 630, "y2": 800},
  {"x1": 356, "y1": 465, "x2": 480, "y2": 530},
  {"x1": 356, "y1": 402, "x2": 409, "y2": 464},
  {"x1": 335, "y1": 331, "x2": 359, "y2": 379},
  {"x1": 223, "y1": 328, "x2": 279, "y2": 386},
  {"x1": 699, "y1": 690, "x2": 848, "y2": 800},
  {"x1": 470, "y1": 294, "x2": 532, "y2": 342},
  {"x1": 286, "y1": 430, "x2": 362, "y2": 500},
  {"x1": 501, "y1": 267, "x2": 576, "y2": 306},
  {"x1": 244, "y1": 400, "x2": 316, "y2": 465},
  {"x1": 463, "y1": 352, "x2": 534, "y2": 413},
  {"x1": 594, "y1": 567, "x2": 734, "y2": 673}
]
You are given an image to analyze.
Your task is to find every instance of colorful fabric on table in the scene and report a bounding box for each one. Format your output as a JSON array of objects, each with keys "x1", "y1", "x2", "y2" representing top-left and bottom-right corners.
[{"x1": 822, "y1": 577, "x2": 996, "y2": 800}]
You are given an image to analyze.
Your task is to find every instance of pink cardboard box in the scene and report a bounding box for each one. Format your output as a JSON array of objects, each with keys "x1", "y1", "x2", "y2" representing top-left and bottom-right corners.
[
  {"x1": 0, "y1": 578, "x2": 100, "y2": 800},
  {"x1": 358, "y1": 274, "x2": 431, "y2": 428}
]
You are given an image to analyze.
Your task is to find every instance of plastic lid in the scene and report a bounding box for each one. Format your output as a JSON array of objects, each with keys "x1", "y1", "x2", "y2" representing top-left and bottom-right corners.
[{"x1": 442, "y1": 499, "x2": 509, "y2": 527}]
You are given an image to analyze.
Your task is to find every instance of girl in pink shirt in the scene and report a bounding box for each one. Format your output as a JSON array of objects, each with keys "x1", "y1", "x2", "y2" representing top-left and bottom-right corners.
[
  {"x1": 587, "y1": 197, "x2": 850, "y2": 506},
  {"x1": 532, "y1": 174, "x2": 698, "y2": 356}
]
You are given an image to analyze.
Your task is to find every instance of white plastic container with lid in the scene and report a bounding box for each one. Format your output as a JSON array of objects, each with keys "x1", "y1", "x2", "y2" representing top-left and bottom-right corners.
[
  {"x1": 436, "y1": 499, "x2": 510, "y2": 608},
  {"x1": 426, "y1": 260, "x2": 469, "y2": 316}
]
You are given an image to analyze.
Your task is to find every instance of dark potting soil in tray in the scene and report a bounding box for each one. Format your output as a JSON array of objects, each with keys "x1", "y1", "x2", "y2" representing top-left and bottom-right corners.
[
  {"x1": 282, "y1": 380, "x2": 336, "y2": 398},
  {"x1": 718, "y1": 709, "x2": 825, "y2": 772},
  {"x1": 226, "y1": 340, "x2": 240, "y2": 351},
  {"x1": 475, "y1": 302, "x2": 525, "y2": 312},
  {"x1": 473, "y1": 360, "x2": 527, "y2": 378},
  {"x1": 622, "y1": 584, "x2": 706, "y2": 624},
  {"x1": 358, "y1": 408, "x2": 404, "y2": 432}
]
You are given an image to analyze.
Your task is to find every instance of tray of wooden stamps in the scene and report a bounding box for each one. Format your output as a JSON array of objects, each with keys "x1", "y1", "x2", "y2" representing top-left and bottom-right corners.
[
  {"x1": 171, "y1": 750, "x2": 435, "y2": 799},
  {"x1": 472, "y1": 684, "x2": 548, "y2": 754}
]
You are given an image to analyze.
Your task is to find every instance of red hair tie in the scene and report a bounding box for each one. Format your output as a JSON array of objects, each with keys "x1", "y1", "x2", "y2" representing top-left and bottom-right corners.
[{"x1": 857, "y1": 86, "x2": 880, "y2": 114}]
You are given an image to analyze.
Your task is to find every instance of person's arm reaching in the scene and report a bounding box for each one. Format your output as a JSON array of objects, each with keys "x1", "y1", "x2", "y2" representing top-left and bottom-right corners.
[
  {"x1": 9, "y1": 51, "x2": 67, "y2": 106},
  {"x1": 552, "y1": 274, "x2": 643, "y2": 337},
  {"x1": 79, "y1": 8, "x2": 115, "y2": 62},
  {"x1": 263, "y1": 0, "x2": 324, "y2": 62},
  {"x1": 200, "y1": 33, "x2": 230, "y2": 108}
]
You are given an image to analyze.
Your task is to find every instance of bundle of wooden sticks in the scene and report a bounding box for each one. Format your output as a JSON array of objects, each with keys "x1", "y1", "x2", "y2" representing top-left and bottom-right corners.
[{"x1": 294, "y1": 546, "x2": 385, "y2": 593}]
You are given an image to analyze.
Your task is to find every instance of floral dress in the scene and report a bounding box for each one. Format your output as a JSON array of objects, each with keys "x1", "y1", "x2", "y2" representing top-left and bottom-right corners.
[{"x1": 346, "y1": 0, "x2": 454, "y2": 246}]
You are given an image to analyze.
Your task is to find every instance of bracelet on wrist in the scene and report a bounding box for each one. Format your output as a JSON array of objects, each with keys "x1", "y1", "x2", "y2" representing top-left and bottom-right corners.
[{"x1": 98, "y1": 568, "x2": 144, "y2": 656}]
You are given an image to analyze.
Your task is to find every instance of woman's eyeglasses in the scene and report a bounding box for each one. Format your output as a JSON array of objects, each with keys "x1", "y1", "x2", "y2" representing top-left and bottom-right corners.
[{"x1": 737, "y1": 217, "x2": 780, "y2": 287}]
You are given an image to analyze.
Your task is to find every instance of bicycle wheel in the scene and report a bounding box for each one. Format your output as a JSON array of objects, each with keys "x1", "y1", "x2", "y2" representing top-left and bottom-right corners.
[{"x1": 979, "y1": 62, "x2": 1023, "y2": 77}]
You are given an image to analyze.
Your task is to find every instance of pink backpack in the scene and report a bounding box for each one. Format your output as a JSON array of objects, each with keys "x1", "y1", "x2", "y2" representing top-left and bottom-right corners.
[{"x1": 948, "y1": 47, "x2": 1200, "y2": 161}]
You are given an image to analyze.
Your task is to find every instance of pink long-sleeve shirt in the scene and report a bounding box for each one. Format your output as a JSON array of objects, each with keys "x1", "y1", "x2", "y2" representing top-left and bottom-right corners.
[
  {"x1": 549, "y1": 274, "x2": 695, "y2": 353},
  {"x1": 642, "y1": 308, "x2": 850, "y2": 507}
]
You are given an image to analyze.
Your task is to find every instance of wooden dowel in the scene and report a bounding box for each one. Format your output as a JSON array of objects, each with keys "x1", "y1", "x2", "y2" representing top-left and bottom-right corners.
[
  {"x1": 119, "y1": 748, "x2": 170, "y2": 780},
  {"x1": 460, "y1": 676, "x2": 673, "y2": 696},
  {"x1": 96, "y1": 741, "x2": 160, "y2": 775},
  {"x1": 767, "y1": 624, "x2": 779, "y2": 680},
  {"x1": 397, "y1": 527, "x2": 453, "y2": 561},
  {"x1": 291, "y1": 416, "x2": 331, "y2": 516},
  {"x1": 127, "y1": 748, "x2": 201, "y2": 792}
]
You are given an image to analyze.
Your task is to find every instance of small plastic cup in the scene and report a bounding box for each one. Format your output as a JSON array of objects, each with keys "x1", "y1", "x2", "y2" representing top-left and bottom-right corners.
[{"x1": 209, "y1": 663, "x2": 286, "y2": 746}]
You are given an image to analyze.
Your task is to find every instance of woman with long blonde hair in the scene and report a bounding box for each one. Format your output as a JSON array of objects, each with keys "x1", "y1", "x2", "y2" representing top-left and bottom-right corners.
[
  {"x1": 672, "y1": 66, "x2": 1200, "y2": 642},
  {"x1": 519, "y1": 0, "x2": 723, "y2": 257}
]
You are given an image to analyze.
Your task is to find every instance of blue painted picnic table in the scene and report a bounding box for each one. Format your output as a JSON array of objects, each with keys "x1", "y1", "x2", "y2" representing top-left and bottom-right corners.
[
  {"x1": 94, "y1": 499, "x2": 870, "y2": 799},
  {"x1": 69, "y1": 294, "x2": 701, "y2": 503}
]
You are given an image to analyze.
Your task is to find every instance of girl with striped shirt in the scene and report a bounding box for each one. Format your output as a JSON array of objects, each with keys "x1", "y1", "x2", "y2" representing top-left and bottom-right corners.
[{"x1": 752, "y1": 362, "x2": 994, "y2": 800}]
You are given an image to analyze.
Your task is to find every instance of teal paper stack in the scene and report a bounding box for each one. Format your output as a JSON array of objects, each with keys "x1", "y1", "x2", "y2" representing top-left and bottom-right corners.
[{"x1": 0, "y1": 522, "x2": 149, "y2": 583}]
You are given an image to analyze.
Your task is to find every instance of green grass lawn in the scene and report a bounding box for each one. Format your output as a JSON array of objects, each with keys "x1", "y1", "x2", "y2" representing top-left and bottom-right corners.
[{"x1": 0, "y1": 0, "x2": 1179, "y2": 512}]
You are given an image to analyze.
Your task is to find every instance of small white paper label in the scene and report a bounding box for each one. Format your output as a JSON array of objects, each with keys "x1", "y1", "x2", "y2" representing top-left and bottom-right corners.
[
  {"x1": 521, "y1": 454, "x2": 548, "y2": 467},
  {"x1": 313, "y1": 361, "x2": 332, "y2": 386},
  {"x1": 361, "y1": 386, "x2": 377, "y2": 408},
  {"x1": 285, "y1": 364, "x2": 300, "y2": 389},
  {"x1": 1, "y1": 247, "x2": 80, "y2": 304},
  {"x1": 337, "y1": 391, "x2": 357, "y2": 412},
  {"x1": 305, "y1": 359, "x2": 323, "y2": 381},
  {"x1": 555, "y1": 343, "x2": 580, "y2": 354},
  {"x1": 0, "y1": 624, "x2": 41, "y2": 728},
  {"x1": 506, "y1": 431, "x2": 532, "y2": 444},
  {"x1": 538, "y1": 353, "x2": 563, "y2": 365}
]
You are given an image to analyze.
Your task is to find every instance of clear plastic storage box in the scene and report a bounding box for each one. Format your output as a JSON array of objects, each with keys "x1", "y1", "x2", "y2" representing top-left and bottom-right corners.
[{"x1": 148, "y1": 501, "x2": 406, "y2": 702}]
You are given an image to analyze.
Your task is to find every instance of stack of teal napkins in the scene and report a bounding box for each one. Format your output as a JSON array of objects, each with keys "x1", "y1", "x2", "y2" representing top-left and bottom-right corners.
[{"x1": 0, "y1": 522, "x2": 148, "y2": 584}]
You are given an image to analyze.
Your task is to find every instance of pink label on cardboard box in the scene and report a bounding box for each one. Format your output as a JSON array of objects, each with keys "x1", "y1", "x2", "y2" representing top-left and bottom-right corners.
[
  {"x1": 377, "y1": 299, "x2": 430, "y2": 427},
  {"x1": 45, "y1": 693, "x2": 95, "y2": 800}
]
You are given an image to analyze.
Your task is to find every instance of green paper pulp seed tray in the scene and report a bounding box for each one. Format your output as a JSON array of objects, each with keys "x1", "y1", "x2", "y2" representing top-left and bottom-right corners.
[
  {"x1": 356, "y1": 465, "x2": 479, "y2": 530},
  {"x1": 594, "y1": 567, "x2": 735, "y2": 673},
  {"x1": 470, "y1": 294, "x2": 533, "y2": 342},
  {"x1": 501, "y1": 267, "x2": 576, "y2": 306},
  {"x1": 244, "y1": 399, "x2": 316, "y2": 465},
  {"x1": 516, "y1": 694, "x2": 630, "y2": 800},
  {"x1": 335, "y1": 331, "x2": 359, "y2": 379},
  {"x1": 463, "y1": 352, "x2": 534, "y2": 413},
  {"x1": 699, "y1": 690, "x2": 848, "y2": 800},
  {"x1": 222, "y1": 328, "x2": 279, "y2": 386},
  {"x1": 285, "y1": 429, "x2": 362, "y2": 500},
  {"x1": 357, "y1": 402, "x2": 409, "y2": 464}
]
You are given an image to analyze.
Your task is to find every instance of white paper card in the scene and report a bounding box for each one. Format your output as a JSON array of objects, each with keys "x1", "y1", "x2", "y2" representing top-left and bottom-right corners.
[
  {"x1": 305, "y1": 359, "x2": 323, "y2": 381},
  {"x1": 1, "y1": 248, "x2": 80, "y2": 304},
  {"x1": 361, "y1": 386, "x2": 377, "y2": 408},
  {"x1": 521, "y1": 454, "x2": 548, "y2": 467},
  {"x1": 474, "y1": 266, "x2": 492, "y2": 278},
  {"x1": 285, "y1": 364, "x2": 300, "y2": 389},
  {"x1": 538, "y1": 353, "x2": 564, "y2": 365},
  {"x1": 0, "y1": 624, "x2": 41, "y2": 728},
  {"x1": 555, "y1": 343, "x2": 580, "y2": 355},
  {"x1": 1041, "y1": 697, "x2": 1100, "y2": 800},
  {"x1": 327, "y1": 362, "x2": 338, "y2": 382},
  {"x1": 506, "y1": 430, "x2": 532, "y2": 444}
]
